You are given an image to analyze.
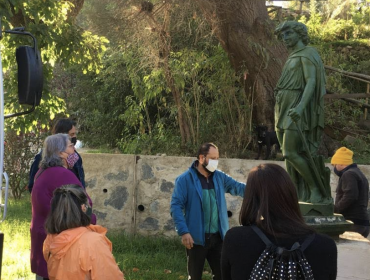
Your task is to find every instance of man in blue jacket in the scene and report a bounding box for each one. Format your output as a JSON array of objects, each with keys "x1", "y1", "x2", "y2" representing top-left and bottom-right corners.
[{"x1": 170, "y1": 143, "x2": 246, "y2": 280}]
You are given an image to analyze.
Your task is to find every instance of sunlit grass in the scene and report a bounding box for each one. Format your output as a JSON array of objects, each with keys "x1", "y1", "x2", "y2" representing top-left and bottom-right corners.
[
  {"x1": 0, "y1": 194, "x2": 213, "y2": 280},
  {"x1": 0, "y1": 194, "x2": 33, "y2": 280}
]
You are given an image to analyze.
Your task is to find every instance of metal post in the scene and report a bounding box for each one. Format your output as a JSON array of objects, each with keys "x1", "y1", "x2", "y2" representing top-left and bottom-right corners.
[
  {"x1": 0, "y1": 18, "x2": 5, "y2": 280},
  {"x1": 0, "y1": 232, "x2": 3, "y2": 278}
]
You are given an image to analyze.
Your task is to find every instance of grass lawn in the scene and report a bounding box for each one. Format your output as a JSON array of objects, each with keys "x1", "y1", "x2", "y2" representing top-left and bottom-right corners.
[{"x1": 0, "y1": 194, "x2": 213, "y2": 280}]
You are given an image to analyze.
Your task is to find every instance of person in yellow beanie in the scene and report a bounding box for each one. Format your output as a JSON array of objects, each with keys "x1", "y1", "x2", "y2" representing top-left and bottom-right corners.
[{"x1": 331, "y1": 147, "x2": 369, "y2": 238}]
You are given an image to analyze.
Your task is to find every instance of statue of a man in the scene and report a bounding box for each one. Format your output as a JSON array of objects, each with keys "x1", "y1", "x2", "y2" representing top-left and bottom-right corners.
[{"x1": 274, "y1": 21, "x2": 330, "y2": 204}]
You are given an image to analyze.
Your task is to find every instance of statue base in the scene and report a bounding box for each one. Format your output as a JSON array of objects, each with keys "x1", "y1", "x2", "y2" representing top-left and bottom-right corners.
[{"x1": 299, "y1": 202, "x2": 352, "y2": 238}]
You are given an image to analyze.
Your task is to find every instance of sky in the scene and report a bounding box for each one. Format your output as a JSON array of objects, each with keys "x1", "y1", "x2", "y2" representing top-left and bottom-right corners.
[{"x1": 266, "y1": 1, "x2": 290, "y2": 8}]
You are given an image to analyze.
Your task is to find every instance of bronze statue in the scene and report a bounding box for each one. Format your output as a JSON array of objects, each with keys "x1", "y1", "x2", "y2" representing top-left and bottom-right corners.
[{"x1": 274, "y1": 21, "x2": 332, "y2": 204}]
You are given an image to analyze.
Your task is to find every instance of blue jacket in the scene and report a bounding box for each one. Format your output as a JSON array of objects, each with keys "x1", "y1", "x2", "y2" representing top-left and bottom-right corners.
[
  {"x1": 170, "y1": 161, "x2": 246, "y2": 246},
  {"x1": 28, "y1": 150, "x2": 85, "y2": 192}
]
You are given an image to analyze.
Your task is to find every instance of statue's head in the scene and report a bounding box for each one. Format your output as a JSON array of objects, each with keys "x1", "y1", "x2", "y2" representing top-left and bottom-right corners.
[{"x1": 275, "y1": 21, "x2": 309, "y2": 46}]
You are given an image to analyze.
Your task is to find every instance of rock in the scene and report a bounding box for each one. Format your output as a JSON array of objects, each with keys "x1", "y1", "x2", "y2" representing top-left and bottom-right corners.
[
  {"x1": 343, "y1": 135, "x2": 367, "y2": 151},
  {"x1": 358, "y1": 120, "x2": 370, "y2": 131},
  {"x1": 318, "y1": 133, "x2": 341, "y2": 158}
]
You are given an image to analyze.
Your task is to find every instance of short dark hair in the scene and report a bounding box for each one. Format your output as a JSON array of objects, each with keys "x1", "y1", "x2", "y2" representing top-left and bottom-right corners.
[
  {"x1": 239, "y1": 164, "x2": 313, "y2": 236},
  {"x1": 45, "y1": 185, "x2": 90, "y2": 234},
  {"x1": 52, "y1": 118, "x2": 76, "y2": 134},
  {"x1": 275, "y1": 21, "x2": 310, "y2": 46},
  {"x1": 196, "y1": 143, "x2": 218, "y2": 159}
]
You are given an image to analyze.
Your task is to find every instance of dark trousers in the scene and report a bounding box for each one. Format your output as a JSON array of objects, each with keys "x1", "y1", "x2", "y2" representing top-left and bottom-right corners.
[
  {"x1": 186, "y1": 233, "x2": 222, "y2": 280},
  {"x1": 350, "y1": 224, "x2": 370, "y2": 238}
]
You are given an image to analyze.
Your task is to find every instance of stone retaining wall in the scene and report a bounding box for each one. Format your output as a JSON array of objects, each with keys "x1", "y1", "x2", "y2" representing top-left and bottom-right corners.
[{"x1": 81, "y1": 153, "x2": 370, "y2": 237}]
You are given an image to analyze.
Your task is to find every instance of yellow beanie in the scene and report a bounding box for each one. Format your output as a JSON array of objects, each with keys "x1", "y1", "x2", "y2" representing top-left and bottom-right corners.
[{"x1": 331, "y1": 147, "x2": 353, "y2": 165}]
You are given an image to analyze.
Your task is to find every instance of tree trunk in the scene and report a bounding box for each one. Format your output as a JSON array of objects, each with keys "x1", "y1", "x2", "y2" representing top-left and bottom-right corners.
[
  {"x1": 146, "y1": 6, "x2": 192, "y2": 146},
  {"x1": 194, "y1": 0, "x2": 288, "y2": 129}
]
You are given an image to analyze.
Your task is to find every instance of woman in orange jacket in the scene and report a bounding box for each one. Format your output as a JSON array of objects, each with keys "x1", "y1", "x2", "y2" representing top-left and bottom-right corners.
[{"x1": 43, "y1": 185, "x2": 124, "y2": 280}]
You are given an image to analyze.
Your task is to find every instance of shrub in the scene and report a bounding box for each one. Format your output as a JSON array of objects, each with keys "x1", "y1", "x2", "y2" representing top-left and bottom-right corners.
[{"x1": 3, "y1": 130, "x2": 46, "y2": 199}]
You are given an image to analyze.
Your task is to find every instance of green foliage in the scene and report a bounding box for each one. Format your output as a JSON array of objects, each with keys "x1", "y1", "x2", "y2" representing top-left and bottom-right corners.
[
  {"x1": 65, "y1": 49, "x2": 134, "y2": 148},
  {"x1": 0, "y1": 0, "x2": 108, "y2": 133},
  {"x1": 64, "y1": 0, "x2": 252, "y2": 157},
  {"x1": 122, "y1": 45, "x2": 252, "y2": 156},
  {"x1": 300, "y1": 0, "x2": 370, "y2": 43},
  {"x1": 64, "y1": 10, "x2": 252, "y2": 156},
  {"x1": 3, "y1": 130, "x2": 46, "y2": 199}
]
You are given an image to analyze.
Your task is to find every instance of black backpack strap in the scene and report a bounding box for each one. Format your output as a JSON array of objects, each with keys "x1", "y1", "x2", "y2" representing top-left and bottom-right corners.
[
  {"x1": 251, "y1": 225, "x2": 272, "y2": 246},
  {"x1": 300, "y1": 233, "x2": 315, "y2": 251},
  {"x1": 252, "y1": 225, "x2": 315, "y2": 251}
]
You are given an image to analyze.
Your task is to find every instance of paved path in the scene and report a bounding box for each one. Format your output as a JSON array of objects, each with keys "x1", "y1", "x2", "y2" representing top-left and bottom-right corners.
[{"x1": 337, "y1": 232, "x2": 370, "y2": 280}]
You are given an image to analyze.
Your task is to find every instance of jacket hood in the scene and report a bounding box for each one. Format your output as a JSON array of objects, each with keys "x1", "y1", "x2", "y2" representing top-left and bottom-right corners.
[{"x1": 43, "y1": 224, "x2": 107, "y2": 261}]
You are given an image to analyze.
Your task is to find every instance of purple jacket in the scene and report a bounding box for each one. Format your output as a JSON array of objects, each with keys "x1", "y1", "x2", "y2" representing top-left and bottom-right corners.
[{"x1": 30, "y1": 166, "x2": 96, "y2": 278}]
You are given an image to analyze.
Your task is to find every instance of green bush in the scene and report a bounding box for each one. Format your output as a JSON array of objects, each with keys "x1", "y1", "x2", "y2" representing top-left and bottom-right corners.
[{"x1": 4, "y1": 130, "x2": 46, "y2": 199}]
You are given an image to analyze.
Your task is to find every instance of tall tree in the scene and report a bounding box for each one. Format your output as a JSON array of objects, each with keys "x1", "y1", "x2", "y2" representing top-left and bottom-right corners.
[
  {"x1": 194, "y1": 0, "x2": 288, "y2": 129},
  {"x1": 0, "y1": 0, "x2": 107, "y2": 132}
]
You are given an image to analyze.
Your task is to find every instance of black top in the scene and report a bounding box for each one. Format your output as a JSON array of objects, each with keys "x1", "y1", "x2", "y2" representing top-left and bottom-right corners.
[
  {"x1": 221, "y1": 226, "x2": 337, "y2": 280},
  {"x1": 334, "y1": 164, "x2": 369, "y2": 225}
]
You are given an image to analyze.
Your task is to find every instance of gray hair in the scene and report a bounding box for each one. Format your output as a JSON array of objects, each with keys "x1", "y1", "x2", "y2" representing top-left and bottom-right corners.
[{"x1": 39, "y1": 134, "x2": 69, "y2": 169}]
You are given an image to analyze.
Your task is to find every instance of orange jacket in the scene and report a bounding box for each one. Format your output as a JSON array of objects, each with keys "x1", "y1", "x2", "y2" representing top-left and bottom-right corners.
[{"x1": 43, "y1": 225, "x2": 124, "y2": 280}]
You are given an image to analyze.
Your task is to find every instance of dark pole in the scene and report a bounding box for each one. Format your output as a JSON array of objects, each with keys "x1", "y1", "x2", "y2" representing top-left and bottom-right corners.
[{"x1": 0, "y1": 17, "x2": 3, "y2": 279}]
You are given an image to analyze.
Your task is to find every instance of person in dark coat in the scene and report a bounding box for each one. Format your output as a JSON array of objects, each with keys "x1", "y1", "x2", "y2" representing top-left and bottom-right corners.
[
  {"x1": 28, "y1": 118, "x2": 85, "y2": 192},
  {"x1": 221, "y1": 163, "x2": 337, "y2": 280},
  {"x1": 332, "y1": 146, "x2": 370, "y2": 238}
]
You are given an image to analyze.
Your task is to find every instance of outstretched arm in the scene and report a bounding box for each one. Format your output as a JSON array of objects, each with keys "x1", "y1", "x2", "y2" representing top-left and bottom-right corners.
[{"x1": 222, "y1": 173, "x2": 246, "y2": 197}]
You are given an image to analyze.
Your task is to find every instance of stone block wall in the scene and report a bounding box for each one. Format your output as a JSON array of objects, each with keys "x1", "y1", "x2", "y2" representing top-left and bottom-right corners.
[{"x1": 81, "y1": 153, "x2": 370, "y2": 237}]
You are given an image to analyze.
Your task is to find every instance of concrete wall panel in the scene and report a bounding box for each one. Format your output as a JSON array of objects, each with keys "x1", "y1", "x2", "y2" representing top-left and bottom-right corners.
[
  {"x1": 134, "y1": 156, "x2": 194, "y2": 237},
  {"x1": 83, "y1": 154, "x2": 136, "y2": 230},
  {"x1": 80, "y1": 153, "x2": 370, "y2": 236}
]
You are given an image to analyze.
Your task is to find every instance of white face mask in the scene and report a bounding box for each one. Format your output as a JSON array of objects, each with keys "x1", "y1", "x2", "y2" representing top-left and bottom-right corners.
[{"x1": 205, "y1": 159, "x2": 218, "y2": 173}]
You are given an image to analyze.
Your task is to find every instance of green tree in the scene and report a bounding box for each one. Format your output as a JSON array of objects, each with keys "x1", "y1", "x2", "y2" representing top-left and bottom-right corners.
[{"x1": 0, "y1": 0, "x2": 108, "y2": 133}]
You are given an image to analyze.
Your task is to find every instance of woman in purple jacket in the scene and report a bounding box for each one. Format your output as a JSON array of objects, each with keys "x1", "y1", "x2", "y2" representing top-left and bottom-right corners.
[{"x1": 30, "y1": 134, "x2": 96, "y2": 280}]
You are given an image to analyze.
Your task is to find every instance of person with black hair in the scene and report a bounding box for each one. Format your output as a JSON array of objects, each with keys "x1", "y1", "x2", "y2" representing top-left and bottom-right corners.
[
  {"x1": 28, "y1": 118, "x2": 85, "y2": 192},
  {"x1": 221, "y1": 163, "x2": 337, "y2": 280},
  {"x1": 170, "y1": 143, "x2": 245, "y2": 280},
  {"x1": 43, "y1": 185, "x2": 124, "y2": 280}
]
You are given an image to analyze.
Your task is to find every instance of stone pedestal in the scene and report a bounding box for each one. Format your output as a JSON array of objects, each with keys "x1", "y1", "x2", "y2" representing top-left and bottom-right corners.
[{"x1": 300, "y1": 202, "x2": 352, "y2": 237}]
